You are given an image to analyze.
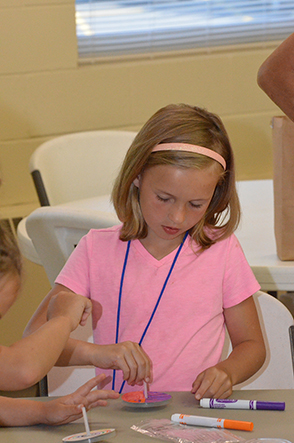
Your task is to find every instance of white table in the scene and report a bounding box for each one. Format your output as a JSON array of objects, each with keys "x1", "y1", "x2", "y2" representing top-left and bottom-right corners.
[
  {"x1": 235, "y1": 180, "x2": 294, "y2": 291},
  {"x1": 2, "y1": 390, "x2": 294, "y2": 441},
  {"x1": 18, "y1": 180, "x2": 294, "y2": 292}
]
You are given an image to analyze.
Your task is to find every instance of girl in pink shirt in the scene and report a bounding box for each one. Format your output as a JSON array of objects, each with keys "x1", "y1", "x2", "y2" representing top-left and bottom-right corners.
[{"x1": 26, "y1": 104, "x2": 266, "y2": 400}]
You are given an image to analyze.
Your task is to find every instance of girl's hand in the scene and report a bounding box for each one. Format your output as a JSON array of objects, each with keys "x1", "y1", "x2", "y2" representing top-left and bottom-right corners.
[
  {"x1": 47, "y1": 291, "x2": 93, "y2": 331},
  {"x1": 191, "y1": 365, "x2": 233, "y2": 400},
  {"x1": 191, "y1": 296, "x2": 266, "y2": 402},
  {"x1": 90, "y1": 342, "x2": 153, "y2": 386},
  {"x1": 42, "y1": 374, "x2": 119, "y2": 425}
]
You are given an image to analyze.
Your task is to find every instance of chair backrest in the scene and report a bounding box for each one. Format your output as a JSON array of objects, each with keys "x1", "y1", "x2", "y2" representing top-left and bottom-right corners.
[
  {"x1": 222, "y1": 290, "x2": 294, "y2": 389},
  {"x1": 26, "y1": 204, "x2": 120, "y2": 396},
  {"x1": 29, "y1": 130, "x2": 136, "y2": 206},
  {"x1": 26, "y1": 203, "x2": 119, "y2": 286}
]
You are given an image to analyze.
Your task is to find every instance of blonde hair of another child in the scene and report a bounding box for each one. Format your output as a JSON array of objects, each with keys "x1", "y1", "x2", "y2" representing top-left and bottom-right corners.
[
  {"x1": 0, "y1": 221, "x2": 22, "y2": 278},
  {"x1": 112, "y1": 103, "x2": 240, "y2": 250}
]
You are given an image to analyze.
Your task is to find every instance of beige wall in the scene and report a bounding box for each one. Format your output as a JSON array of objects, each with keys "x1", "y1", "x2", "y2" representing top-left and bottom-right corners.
[
  {"x1": 0, "y1": 0, "x2": 286, "y2": 378},
  {"x1": 0, "y1": 0, "x2": 284, "y2": 213}
]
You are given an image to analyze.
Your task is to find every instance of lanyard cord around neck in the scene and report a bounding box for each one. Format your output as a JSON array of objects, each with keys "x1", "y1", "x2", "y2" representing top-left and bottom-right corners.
[{"x1": 112, "y1": 231, "x2": 189, "y2": 393}]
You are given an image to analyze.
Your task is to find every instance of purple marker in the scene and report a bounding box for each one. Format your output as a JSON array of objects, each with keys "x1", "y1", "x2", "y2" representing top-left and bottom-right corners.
[{"x1": 200, "y1": 398, "x2": 285, "y2": 411}]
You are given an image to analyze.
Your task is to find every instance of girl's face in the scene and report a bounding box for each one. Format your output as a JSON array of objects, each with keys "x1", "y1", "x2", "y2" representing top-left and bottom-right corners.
[
  {"x1": 134, "y1": 164, "x2": 220, "y2": 258},
  {"x1": 0, "y1": 273, "x2": 20, "y2": 319}
]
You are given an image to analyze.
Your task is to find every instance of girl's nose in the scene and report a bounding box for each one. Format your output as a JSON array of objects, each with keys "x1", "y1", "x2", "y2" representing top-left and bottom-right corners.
[{"x1": 168, "y1": 204, "x2": 186, "y2": 224}]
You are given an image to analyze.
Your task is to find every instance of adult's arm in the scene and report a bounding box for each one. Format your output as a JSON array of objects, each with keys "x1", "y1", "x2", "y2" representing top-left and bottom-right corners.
[{"x1": 258, "y1": 33, "x2": 294, "y2": 122}]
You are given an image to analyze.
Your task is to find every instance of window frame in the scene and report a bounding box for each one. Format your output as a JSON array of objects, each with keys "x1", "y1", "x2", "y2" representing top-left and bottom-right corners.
[{"x1": 75, "y1": 1, "x2": 294, "y2": 62}]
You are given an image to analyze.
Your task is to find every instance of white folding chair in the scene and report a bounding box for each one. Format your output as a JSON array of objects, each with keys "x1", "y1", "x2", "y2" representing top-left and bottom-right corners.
[
  {"x1": 222, "y1": 290, "x2": 294, "y2": 389},
  {"x1": 29, "y1": 130, "x2": 136, "y2": 206},
  {"x1": 26, "y1": 204, "x2": 119, "y2": 396},
  {"x1": 17, "y1": 130, "x2": 136, "y2": 265},
  {"x1": 26, "y1": 204, "x2": 118, "y2": 287}
]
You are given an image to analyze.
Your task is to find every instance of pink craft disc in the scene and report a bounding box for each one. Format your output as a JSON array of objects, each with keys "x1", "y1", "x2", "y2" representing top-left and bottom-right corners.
[
  {"x1": 122, "y1": 390, "x2": 172, "y2": 408},
  {"x1": 62, "y1": 428, "x2": 115, "y2": 442}
]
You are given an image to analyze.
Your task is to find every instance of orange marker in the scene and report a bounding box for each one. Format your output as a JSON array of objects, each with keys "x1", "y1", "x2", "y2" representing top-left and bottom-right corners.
[{"x1": 171, "y1": 413, "x2": 253, "y2": 431}]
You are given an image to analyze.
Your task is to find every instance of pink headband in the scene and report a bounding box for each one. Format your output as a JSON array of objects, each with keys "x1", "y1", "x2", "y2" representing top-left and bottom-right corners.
[{"x1": 152, "y1": 143, "x2": 226, "y2": 170}]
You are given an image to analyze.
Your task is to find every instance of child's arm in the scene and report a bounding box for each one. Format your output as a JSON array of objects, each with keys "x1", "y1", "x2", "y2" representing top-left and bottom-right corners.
[
  {"x1": 191, "y1": 295, "x2": 266, "y2": 400},
  {"x1": 0, "y1": 292, "x2": 92, "y2": 391},
  {"x1": 0, "y1": 373, "x2": 119, "y2": 427},
  {"x1": 24, "y1": 284, "x2": 153, "y2": 386}
]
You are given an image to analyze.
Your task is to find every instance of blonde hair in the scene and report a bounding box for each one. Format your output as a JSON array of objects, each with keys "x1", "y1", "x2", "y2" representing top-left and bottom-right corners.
[
  {"x1": 112, "y1": 103, "x2": 240, "y2": 250},
  {"x1": 0, "y1": 221, "x2": 22, "y2": 277}
]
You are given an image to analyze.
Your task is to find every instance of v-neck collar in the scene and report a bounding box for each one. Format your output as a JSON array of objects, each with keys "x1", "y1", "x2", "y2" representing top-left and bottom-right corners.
[{"x1": 131, "y1": 235, "x2": 191, "y2": 267}]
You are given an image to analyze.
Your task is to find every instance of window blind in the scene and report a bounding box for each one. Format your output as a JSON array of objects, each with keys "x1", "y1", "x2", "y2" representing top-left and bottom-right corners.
[{"x1": 76, "y1": 1, "x2": 294, "y2": 59}]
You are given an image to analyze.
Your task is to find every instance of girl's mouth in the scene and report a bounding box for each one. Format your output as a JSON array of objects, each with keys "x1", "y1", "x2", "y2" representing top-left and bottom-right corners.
[{"x1": 162, "y1": 225, "x2": 180, "y2": 235}]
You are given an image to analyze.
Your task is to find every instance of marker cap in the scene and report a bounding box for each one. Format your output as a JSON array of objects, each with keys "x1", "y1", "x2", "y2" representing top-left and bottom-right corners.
[
  {"x1": 256, "y1": 401, "x2": 285, "y2": 411},
  {"x1": 200, "y1": 398, "x2": 210, "y2": 408},
  {"x1": 224, "y1": 419, "x2": 254, "y2": 432}
]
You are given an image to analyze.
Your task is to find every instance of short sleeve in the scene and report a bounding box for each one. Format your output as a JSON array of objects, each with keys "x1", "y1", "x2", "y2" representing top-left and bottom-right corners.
[
  {"x1": 222, "y1": 235, "x2": 260, "y2": 309},
  {"x1": 55, "y1": 231, "x2": 92, "y2": 297}
]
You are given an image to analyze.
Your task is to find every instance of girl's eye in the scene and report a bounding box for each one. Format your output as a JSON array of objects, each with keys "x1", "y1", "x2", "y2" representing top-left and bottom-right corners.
[
  {"x1": 156, "y1": 195, "x2": 169, "y2": 202},
  {"x1": 190, "y1": 202, "x2": 203, "y2": 209}
]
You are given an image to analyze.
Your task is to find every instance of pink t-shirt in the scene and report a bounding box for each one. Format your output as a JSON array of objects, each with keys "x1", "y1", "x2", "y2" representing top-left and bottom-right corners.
[{"x1": 56, "y1": 225, "x2": 260, "y2": 392}]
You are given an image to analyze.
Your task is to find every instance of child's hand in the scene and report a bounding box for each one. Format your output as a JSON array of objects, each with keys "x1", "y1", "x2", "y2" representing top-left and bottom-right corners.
[
  {"x1": 90, "y1": 342, "x2": 153, "y2": 386},
  {"x1": 42, "y1": 373, "x2": 119, "y2": 425},
  {"x1": 47, "y1": 291, "x2": 93, "y2": 331},
  {"x1": 191, "y1": 366, "x2": 233, "y2": 400}
]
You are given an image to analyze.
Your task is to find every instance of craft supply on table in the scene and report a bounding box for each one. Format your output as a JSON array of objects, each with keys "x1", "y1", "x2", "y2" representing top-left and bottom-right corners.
[
  {"x1": 62, "y1": 429, "x2": 115, "y2": 442},
  {"x1": 62, "y1": 406, "x2": 115, "y2": 442},
  {"x1": 143, "y1": 380, "x2": 149, "y2": 399},
  {"x1": 122, "y1": 390, "x2": 172, "y2": 408},
  {"x1": 171, "y1": 413, "x2": 253, "y2": 431},
  {"x1": 131, "y1": 418, "x2": 245, "y2": 443},
  {"x1": 200, "y1": 398, "x2": 285, "y2": 411},
  {"x1": 82, "y1": 406, "x2": 91, "y2": 436}
]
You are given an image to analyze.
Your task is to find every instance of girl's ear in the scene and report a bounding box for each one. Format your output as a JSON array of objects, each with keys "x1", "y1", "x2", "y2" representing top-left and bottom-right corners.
[{"x1": 133, "y1": 175, "x2": 140, "y2": 188}]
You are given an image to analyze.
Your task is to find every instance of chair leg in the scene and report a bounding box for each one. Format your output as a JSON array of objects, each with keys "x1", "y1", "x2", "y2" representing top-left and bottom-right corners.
[
  {"x1": 38, "y1": 375, "x2": 48, "y2": 397},
  {"x1": 289, "y1": 325, "x2": 294, "y2": 375}
]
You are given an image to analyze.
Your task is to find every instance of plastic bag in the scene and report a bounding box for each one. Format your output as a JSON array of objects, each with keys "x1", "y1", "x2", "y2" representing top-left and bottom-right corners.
[{"x1": 131, "y1": 419, "x2": 246, "y2": 443}]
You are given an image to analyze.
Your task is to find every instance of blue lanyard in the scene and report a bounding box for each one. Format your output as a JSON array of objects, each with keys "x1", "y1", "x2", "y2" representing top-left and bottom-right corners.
[{"x1": 112, "y1": 231, "x2": 189, "y2": 393}]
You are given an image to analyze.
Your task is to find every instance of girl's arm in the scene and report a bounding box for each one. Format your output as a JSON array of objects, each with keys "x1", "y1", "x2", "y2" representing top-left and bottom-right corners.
[
  {"x1": 24, "y1": 284, "x2": 153, "y2": 386},
  {"x1": 0, "y1": 374, "x2": 119, "y2": 427},
  {"x1": 0, "y1": 292, "x2": 92, "y2": 391},
  {"x1": 191, "y1": 295, "x2": 266, "y2": 399}
]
